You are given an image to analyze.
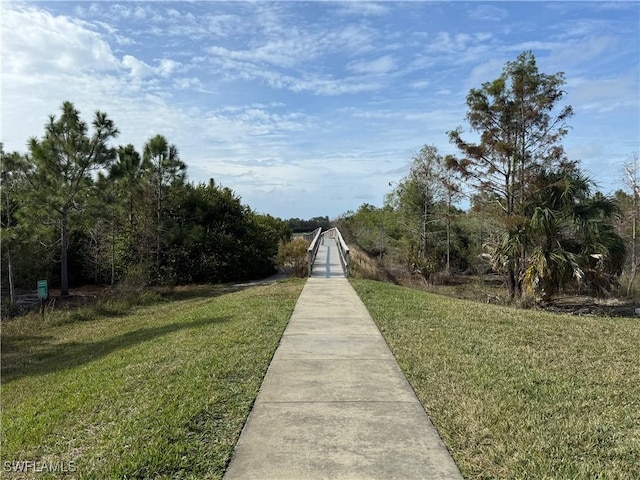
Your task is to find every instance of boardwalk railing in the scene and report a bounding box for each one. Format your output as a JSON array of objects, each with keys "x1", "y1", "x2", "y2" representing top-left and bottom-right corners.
[
  {"x1": 306, "y1": 227, "x2": 323, "y2": 277},
  {"x1": 324, "y1": 227, "x2": 350, "y2": 277}
]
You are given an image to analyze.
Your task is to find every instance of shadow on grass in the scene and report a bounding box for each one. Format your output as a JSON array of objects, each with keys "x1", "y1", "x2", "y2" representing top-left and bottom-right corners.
[
  {"x1": 156, "y1": 275, "x2": 289, "y2": 303},
  {"x1": 157, "y1": 284, "x2": 249, "y2": 303},
  {"x1": 1, "y1": 315, "x2": 231, "y2": 384}
]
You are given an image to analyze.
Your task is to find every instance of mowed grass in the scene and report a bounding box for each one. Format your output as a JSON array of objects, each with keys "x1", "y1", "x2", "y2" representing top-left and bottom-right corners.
[
  {"x1": 352, "y1": 279, "x2": 640, "y2": 480},
  {"x1": 1, "y1": 279, "x2": 305, "y2": 479}
]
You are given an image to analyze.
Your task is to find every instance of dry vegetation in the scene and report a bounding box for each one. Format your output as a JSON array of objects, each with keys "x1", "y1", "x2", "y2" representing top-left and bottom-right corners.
[{"x1": 349, "y1": 245, "x2": 640, "y2": 317}]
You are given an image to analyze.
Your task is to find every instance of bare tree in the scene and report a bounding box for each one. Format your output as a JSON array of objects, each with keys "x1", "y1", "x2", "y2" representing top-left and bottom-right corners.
[{"x1": 623, "y1": 152, "x2": 640, "y2": 296}]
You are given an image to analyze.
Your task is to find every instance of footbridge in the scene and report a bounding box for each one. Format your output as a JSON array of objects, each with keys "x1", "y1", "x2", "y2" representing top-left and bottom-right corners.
[{"x1": 306, "y1": 227, "x2": 350, "y2": 278}]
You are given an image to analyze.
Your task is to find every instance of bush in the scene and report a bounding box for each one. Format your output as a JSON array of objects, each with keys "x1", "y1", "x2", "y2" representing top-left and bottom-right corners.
[
  {"x1": 275, "y1": 238, "x2": 309, "y2": 277},
  {"x1": 118, "y1": 263, "x2": 151, "y2": 294}
]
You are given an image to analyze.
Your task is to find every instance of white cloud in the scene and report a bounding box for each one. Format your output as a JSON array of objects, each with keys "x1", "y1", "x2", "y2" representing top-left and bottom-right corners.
[
  {"x1": 1, "y1": 5, "x2": 120, "y2": 75},
  {"x1": 547, "y1": 36, "x2": 616, "y2": 68},
  {"x1": 468, "y1": 5, "x2": 508, "y2": 22},
  {"x1": 1, "y1": 1, "x2": 637, "y2": 219},
  {"x1": 205, "y1": 14, "x2": 242, "y2": 36},
  {"x1": 206, "y1": 22, "x2": 376, "y2": 72},
  {"x1": 347, "y1": 55, "x2": 397, "y2": 75},
  {"x1": 158, "y1": 59, "x2": 180, "y2": 77},
  {"x1": 569, "y1": 72, "x2": 640, "y2": 113},
  {"x1": 208, "y1": 41, "x2": 311, "y2": 69},
  {"x1": 121, "y1": 56, "x2": 181, "y2": 80},
  {"x1": 122, "y1": 55, "x2": 155, "y2": 79},
  {"x1": 107, "y1": 3, "x2": 161, "y2": 22},
  {"x1": 206, "y1": 28, "x2": 384, "y2": 95},
  {"x1": 425, "y1": 31, "x2": 496, "y2": 57},
  {"x1": 173, "y1": 77, "x2": 206, "y2": 91},
  {"x1": 337, "y1": 2, "x2": 391, "y2": 17},
  {"x1": 464, "y1": 58, "x2": 505, "y2": 90},
  {"x1": 410, "y1": 80, "x2": 430, "y2": 90}
]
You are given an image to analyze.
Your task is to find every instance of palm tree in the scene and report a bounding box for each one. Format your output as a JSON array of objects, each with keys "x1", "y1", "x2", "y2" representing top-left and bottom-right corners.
[{"x1": 519, "y1": 169, "x2": 625, "y2": 302}]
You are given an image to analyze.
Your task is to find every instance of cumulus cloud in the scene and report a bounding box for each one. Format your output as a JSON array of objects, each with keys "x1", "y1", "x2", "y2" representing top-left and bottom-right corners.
[
  {"x1": 121, "y1": 56, "x2": 181, "y2": 79},
  {"x1": 158, "y1": 59, "x2": 180, "y2": 77},
  {"x1": 122, "y1": 55, "x2": 155, "y2": 79},
  {"x1": 1, "y1": 5, "x2": 120, "y2": 75}
]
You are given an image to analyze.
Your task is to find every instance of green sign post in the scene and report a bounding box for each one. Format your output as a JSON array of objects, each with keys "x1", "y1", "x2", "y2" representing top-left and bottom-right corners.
[
  {"x1": 37, "y1": 280, "x2": 48, "y2": 299},
  {"x1": 37, "y1": 280, "x2": 48, "y2": 319}
]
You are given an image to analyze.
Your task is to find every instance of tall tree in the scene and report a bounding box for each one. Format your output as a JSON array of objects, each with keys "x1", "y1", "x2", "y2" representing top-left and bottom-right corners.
[
  {"x1": 408, "y1": 145, "x2": 446, "y2": 259},
  {"x1": 441, "y1": 160, "x2": 462, "y2": 273},
  {"x1": 448, "y1": 51, "x2": 574, "y2": 298},
  {"x1": 386, "y1": 145, "x2": 461, "y2": 276},
  {"x1": 109, "y1": 144, "x2": 154, "y2": 271},
  {"x1": 0, "y1": 145, "x2": 29, "y2": 303},
  {"x1": 110, "y1": 144, "x2": 151, "y2": 232},
  {"x1": 622, "y1": 152, "x2": 640, "y2": 296},
  {"x1": 142, "y1": 134, "x2": 186, "y2": 275},
  {"x1": 82, "y1": 171, "x2": 122, "y2": 285},
  {"x1": 27, "y1": 101, "x2": 118, "y2": 296}
]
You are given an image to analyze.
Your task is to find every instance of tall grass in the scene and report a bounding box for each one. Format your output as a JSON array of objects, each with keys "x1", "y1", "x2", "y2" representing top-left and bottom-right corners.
[
  {"x1": 1, "y1": 279, "x2": 304, "y2": 479},
  {"x1": 352, "y1": 279, "x2": 640, "y2": 479}
]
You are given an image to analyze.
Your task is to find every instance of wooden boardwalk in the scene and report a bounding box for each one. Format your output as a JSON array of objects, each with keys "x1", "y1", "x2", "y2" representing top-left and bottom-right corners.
[{"x1": 310, "y1": 234, "x2": 347, "y2": 278}]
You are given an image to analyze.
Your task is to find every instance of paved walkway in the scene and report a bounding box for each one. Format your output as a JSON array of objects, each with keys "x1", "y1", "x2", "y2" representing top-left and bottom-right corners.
[
  {"x1": 310, "y1": 234, "x2": 346, "y2": 278},
  {"x1": 223, "y1": 274, "x2": 463, "y2": 479}
]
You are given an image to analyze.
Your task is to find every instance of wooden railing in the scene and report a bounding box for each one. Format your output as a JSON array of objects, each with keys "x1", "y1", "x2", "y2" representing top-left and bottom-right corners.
[
  {"x1": 323, "y1": 227, "x2": 350, "y2": 277},
  {"x1": 306, "y1": 227, "x2": 323, "y2": 277}
]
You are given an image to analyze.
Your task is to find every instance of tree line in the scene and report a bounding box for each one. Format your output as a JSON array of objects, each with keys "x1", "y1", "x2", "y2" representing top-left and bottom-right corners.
[
  {"x1": 2, "y1": 51, "x2": 636, "y2": 306},
  {"x1": 339, "y1": 51, "x2": 635, "y2": 303},
  {"x1": 1, "y1": 101, "x2": 292, "y2": 303}
]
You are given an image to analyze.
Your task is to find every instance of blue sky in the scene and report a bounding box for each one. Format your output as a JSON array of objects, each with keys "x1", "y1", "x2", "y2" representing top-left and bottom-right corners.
[{"x1": 2, "y1": 1, "x2": 639, "y2": 219}]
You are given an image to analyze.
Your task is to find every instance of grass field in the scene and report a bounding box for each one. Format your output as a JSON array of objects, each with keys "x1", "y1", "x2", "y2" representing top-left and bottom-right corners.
[
  {"x1": 1, "y1": 279, "x2": 304, "y2": 479},
  {"x1": 352, "y1": 279, "x2": 640, "y2": 479},
  {"x1": 4, "y1": 276, "x2": 639, "y2": 479}
]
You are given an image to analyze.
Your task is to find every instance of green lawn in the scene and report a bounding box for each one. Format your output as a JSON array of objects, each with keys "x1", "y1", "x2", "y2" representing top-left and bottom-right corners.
[
  {"x1": 1, "y1": 279, "x2": 304, "y2": 479},
  {"x1": 4, "y1": 277, "x2": 639, "y2": 479},
  {"x1": 352, "y1": 279, "x2": 640, "y2": 480}
]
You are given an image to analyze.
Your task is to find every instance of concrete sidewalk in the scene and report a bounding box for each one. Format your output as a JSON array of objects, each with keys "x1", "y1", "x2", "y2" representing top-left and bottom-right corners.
[{"x1": 223, "y1": 277, "x2": 463, "y2": 480}]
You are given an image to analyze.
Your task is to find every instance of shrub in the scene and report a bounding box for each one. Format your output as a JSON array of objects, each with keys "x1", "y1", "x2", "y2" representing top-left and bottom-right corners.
[{"x1": 275, "y1": 238, "x2": 309, "y2": 277}]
